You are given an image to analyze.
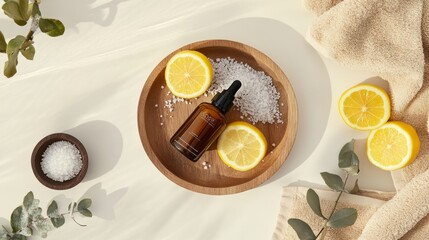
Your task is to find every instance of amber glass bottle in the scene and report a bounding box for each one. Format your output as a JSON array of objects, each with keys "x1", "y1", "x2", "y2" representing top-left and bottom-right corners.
[{"x1": 170, "y1": 80, "x2": 242, "y2": 161}]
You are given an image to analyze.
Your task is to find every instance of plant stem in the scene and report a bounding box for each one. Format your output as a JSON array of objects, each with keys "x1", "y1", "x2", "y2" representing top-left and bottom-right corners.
[
  {"x1": 21, "y1": 2, "x2": 40, "y2": 50},
  {"x1": 70, "y1": 216, "x2": 86, "y2": 227},
  {"x1": 315, "y1": 227, "x2": 324, "y2": 238},
  {"x1": 327, "y1": 173, "x2": 349, "y2": 220},
  {"x1": 63, "y1": 206, "x2": 87, "y2": 227},
  {"x1": 317, "y1": 173, "x2": 350, "y2": 240},
  {"x1": 2, "y1": 225, "x2": 9, "y2": 233}
]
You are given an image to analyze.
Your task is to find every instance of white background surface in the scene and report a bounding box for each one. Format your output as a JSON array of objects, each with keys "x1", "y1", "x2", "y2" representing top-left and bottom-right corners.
[{"x1": 0, "y1": 0, "x2": 395, "y2": 239}]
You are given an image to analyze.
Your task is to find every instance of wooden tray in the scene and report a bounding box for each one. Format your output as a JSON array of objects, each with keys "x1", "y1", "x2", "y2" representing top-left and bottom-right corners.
[{"x1": 137, "y1": 40, "x2": 298, "y2": 195}]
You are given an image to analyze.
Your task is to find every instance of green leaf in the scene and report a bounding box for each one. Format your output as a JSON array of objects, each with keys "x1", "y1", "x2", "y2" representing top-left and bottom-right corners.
[
  {"x1": 4, "y1": 35, "x2": 25, "y2": 78},
  {"x1": 20, "y1": 44, "x2": 35, "y2": 60},
  {"x1": 320, "y1": 172, "x2": 344, "y2": 192},
  {"x1": 47, "y1": 201, "x2": 65, "y2": 228},
  {"x1": 33, "y1": 219, "x2": 54, "y2": 239},
  {"x1": 79, "y1": 209, "x2": 92, "y2": 218},
  {"x1": 326, "y1": 208, "x2": 357, "y2": 228},
  {"x1": 0, "y1": 31, "x2": 6, "y2": 53},
  {"x1": 16, "y1": 227, "x2": 31, "y2": 237},
  {"x1": 18, "y1": 0, "x2": 29, "y2": 20},
  {"x1": 47, "y1": 201, "x2": 58, "y2": 217},
  {"x1": 39, "y1": 18, "x2": 65, "y2": 37},
  {"x1": 4, "y1": 59, "x2": 17, "y2": 77},
  {"x1": 6, "y1": 35, "x2": 25, "y2": 56},
  {"x1": 10, "y1": 234, "x2": 26, "y2": 240},
  {"x1": 77, "y1": 199, "x2": 92, "y2": 211},
  {"x1": 10, "y1": 206, "x2": 28, "y2": 233},
  {"x1": 50, "y1": 216, "x2": 65, "y2": 228},
  {"x1": 349, "y1": 179, "x2": 360, "y2": 194},
  {"x1": 287, "y1": 219, "x2": 316, "y2": 240},
  {"x1": 338, "y1": 140, "x2": 359, "y2": 175},
  {"x1": 339, "y1": 139, "x2": 355, "y2": 156},
  {"x1": 23, "y1": 192, "x2": 33, "y2": 211},
  {"x1": 13, "y1": 19, "x2": 26, "y2": 26},
  {"x1": 0, "y1": 226, "x2": 7, "y2": 238},
  {"x1": 306, "y1": 189, "x2": 325, "y2": 219},
  {"x1": 2, "y1": 1, "x2": 23, "y2": 22}
]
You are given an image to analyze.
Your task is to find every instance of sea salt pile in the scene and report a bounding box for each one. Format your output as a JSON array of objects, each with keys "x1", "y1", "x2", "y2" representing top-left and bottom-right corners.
[
  {"x1": 209, "y1": 57, "x2": 283, "y2": 124},
  {"x1": 41, "y1": 141, "x2": 83, "y2": 182}
]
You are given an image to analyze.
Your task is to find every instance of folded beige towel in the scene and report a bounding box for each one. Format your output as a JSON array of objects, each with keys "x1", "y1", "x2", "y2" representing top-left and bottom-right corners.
[
  {"x1": 273, "y1": 0, "x2": 429, "y2": 239},
  {"x1": 273, "y1": 186, "x2": 429, "y2": 240}
]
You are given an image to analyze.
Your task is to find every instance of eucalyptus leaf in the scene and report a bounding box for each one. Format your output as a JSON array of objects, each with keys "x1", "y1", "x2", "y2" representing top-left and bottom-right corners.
[
  {"x1": 77, "y1": 199, "x2": 92, "y2": 211},
  {"x1": 33, "y1": 219, "x2": 54, "y2": 239},
  {"x1": 17, "y1": 227, "x2": 31, "y2": 237},
  {"x1": 13, "y1": 19, "x2": 26, "y2": 26},
  {"x1": 50, "y1": 215, "x2": 65, "y2": 228},
  {"x1": 39, "y1": 18, "x2": 65, "y2": 37},
  {"x1": 338, "y1": 139, "x2": 359, "y2": 175},
  {"x1": 18, "y1": 0, "x2": 29, "y2": 21},
  {"x1": 26, "y1": 198, "x2": 40, "y2": 217},
  {"x1": 287, "y1": 219, "x2": 316, "y2": 240},
  {"x1": 339, "y1": 139, "x2": 355, "y2": 156},
  {"x1": 339, "y1": 151, "x2": 359, "y2": 175},
  {"x1": 6, "y1": 35, "x2": 25, "y2": 55},
  {"x1": 47, "y1": 201, "x2": 58, "y2": 218},
  {"x1": 349, "y1": 179, "x2": 360, "y2": 194},
  {"x1": 0, "y1": 226, "x2": 7, "y2": 238},
  {"x1": 320, "y1": 172, "x2": 344, "y2": 192},
  {"x1": 2, "y1": 1, "x2": 23, "y2": 22},
  {"x1": 79, "y1": 209, "x2": 92, "y2": 218},
  {"x1": 10, "y1": 234, "x2": 26, "y2": 240},
  {"x1": 0, "y1": 31, "x2": 6, "y2": 53},
  {"x1": 10, "y1": 206, "x2": 28, "y2": 233},
  {"x1": 20, "y1": 44, "x2": 34, "y2": 60},
  {"x1": 306, "y1": 189, "x2": 325, "y2": 219},
  {"x1": 4, "y1": 59, "x2": 17, "y2": 77},
  {"x1": 23, "y1": 192, "x2": 34, "y2": 211},
  {"x1": 326, "y1": 208, "x2": 357, "y2": 228}
]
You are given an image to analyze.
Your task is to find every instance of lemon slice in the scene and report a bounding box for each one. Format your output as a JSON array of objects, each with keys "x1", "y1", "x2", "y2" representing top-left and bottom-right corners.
[
  {"x1": 217, "y1": 121, "x2": 267, "y2": 171},
  {"x1": 338, "y1": 84, "x2": 391, "y2": 130},
  {"x1": 367, "y1": 121, "x2": 420, "y2": 171},
  {"x1": 165, "y1": 50, "x2": 213, "y2": 99}
]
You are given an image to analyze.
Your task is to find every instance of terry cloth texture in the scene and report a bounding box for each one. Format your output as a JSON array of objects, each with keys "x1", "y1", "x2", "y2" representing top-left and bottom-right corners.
[{"x1": 274, "y1": 0, "x2": 429, "y2": 239}]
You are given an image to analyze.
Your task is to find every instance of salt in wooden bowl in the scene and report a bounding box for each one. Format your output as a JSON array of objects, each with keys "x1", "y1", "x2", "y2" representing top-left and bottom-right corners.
[{"x1": 31, "y1": 133, "x2": 88, "y2": 190}]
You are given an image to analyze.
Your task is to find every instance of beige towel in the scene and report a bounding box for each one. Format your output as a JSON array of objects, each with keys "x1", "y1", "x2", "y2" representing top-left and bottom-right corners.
[
  {"x1": 272, "y1": 187, "x2": 392, "y2": 240},
  {"x1": 305, "y1": 0, "x2": 429, "y2": 190},
  {"x1": 274, "y1": 0, "x2": 429, "y2": 239}
]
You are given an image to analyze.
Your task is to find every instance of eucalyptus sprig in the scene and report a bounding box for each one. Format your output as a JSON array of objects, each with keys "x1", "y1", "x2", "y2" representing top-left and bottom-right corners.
[
  {"x1": 0, "y1": 0, "x2": 65, "y2": 78},
  {"x1": 288, "y1": 139, "x2": 360, "y2": 240},
  {"x1": 0, "y1": 192, "x2": 92, "y2": 240}
]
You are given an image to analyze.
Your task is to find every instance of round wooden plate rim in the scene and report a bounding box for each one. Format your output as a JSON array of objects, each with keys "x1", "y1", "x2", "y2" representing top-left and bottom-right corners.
[{"x1": 138, "y1": 39, "x2": 298, "y2": 195}]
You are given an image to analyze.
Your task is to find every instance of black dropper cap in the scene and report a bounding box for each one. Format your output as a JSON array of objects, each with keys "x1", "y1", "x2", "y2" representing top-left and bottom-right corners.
[{"x1": 212, "y1": 80, "x2": 242, "y2": 114}]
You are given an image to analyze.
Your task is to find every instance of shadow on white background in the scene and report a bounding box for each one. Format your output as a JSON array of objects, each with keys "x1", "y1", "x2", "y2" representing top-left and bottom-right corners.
[{"x1": 66, "y1": 121, "x2": 123, "y2": 182}]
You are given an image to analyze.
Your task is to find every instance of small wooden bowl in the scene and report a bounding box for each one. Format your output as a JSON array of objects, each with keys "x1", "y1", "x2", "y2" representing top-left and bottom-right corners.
[
  {"x1": 31, "y1": 133, "x2": 88, "y2": 190},
  {"x1": 138, "y1": 40, "x2": 298, "y2": 195}
]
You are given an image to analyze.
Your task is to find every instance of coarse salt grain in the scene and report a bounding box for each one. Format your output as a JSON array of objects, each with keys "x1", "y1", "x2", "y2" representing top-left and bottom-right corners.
[
  {"x1": 209, "y1": 57, "x2": 283, "y2": 124},
  {"x1": 41, "y1": 141, "x2": 82, "y2": 182}
]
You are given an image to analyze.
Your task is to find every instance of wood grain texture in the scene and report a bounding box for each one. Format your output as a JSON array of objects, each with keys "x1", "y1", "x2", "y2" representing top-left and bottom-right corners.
[
  {"x1": 31, "y1": 133, "x2": 88, "y2": 190},
  {"x1": 137, "y1": 40, "x2": 298, "y2": 195}
]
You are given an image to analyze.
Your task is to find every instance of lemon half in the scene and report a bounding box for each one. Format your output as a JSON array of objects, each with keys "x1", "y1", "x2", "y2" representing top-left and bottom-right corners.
[
  {"x1": 338, "y1": 84, "x2": 391, "y2": 130},
  {"x1": 165, "y1": 50, "x2": 213, "y2": 99},
  {"x1": 367, "y1": 121, "x2": 420, "y2": 171},
  {"x1": 217, "y1": 121, "x2": 267, "y2": 171}
]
